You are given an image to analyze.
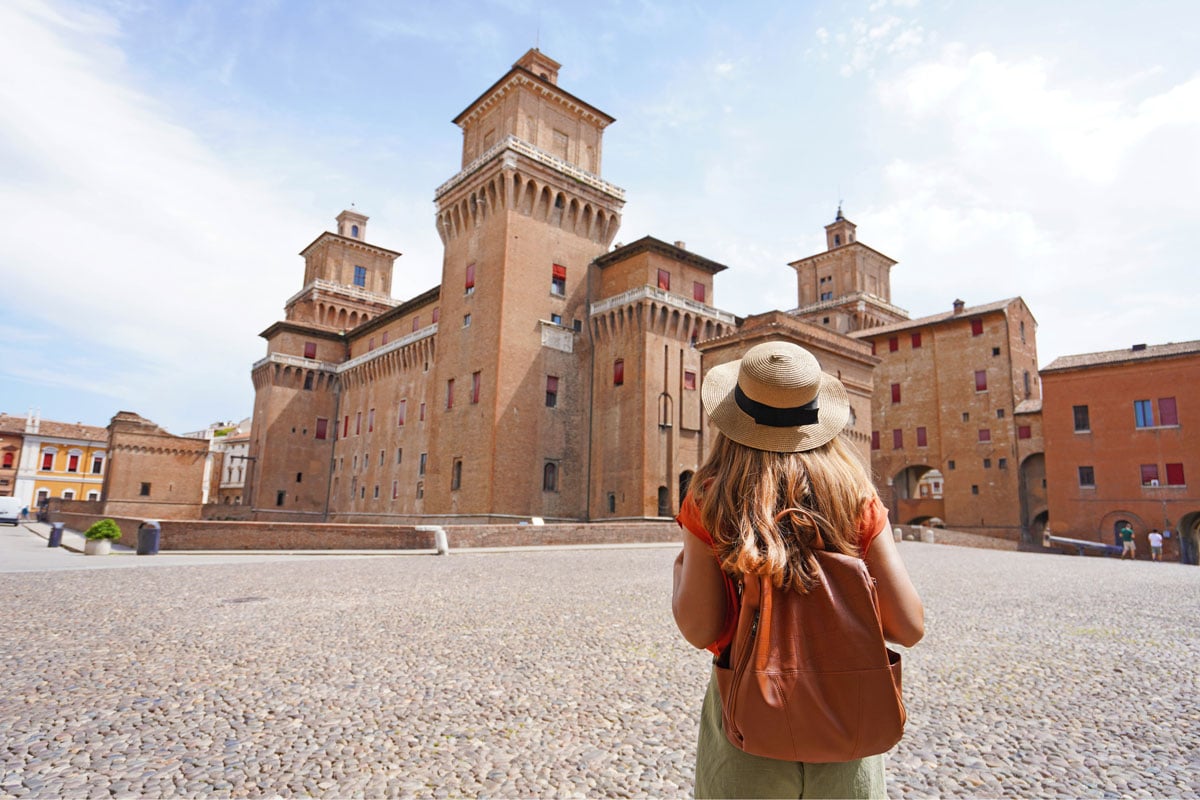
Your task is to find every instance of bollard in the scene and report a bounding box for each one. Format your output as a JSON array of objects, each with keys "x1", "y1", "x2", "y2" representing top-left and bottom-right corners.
[
  {"x1": 47, "y1": 522, "x2": 64, "y2": 548},
  {"x1": 415, "y1": 525, "x2": 450, "y2": 556},
  {"x1": 920, "y1": 527, "x2": 936, "y2": 544},
  {"x1": 137, "y1": 520, "x2": 161, "y2": 555},
  {"x1": 893, "y1": 526, "x2": 903, "y2": 543}
]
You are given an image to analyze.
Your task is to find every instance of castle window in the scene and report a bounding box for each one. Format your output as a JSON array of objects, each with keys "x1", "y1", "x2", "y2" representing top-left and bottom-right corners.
[
  {"x1": 657, "y1": 269, "x2": 670, "y2": 291},
  {"x1": 962, "y1": 412, "x2": 970, "y2": 422},
  {"x1": 412, "y1": 316, "x2": 420, "y2": 332},
  {"x1": 451, "y1": 459, "x2": 462, "y2": 491},
  {"x1": 315, "y1": 418, "x2": 328, "y2": 440},
  {"x1": 296, "y1": 472, "x2": 303, "y2": 483},
  {"x1": 892, "y1": 429, "x2": 903, "y2": 449},
  {"x1": 975, "y1": 370, "x2": 988, "y2": 392},
  {"x1": 368, "y1": 408, "x2": 375, "y2": 432},
  {"x1": 355, "y1": 412, "x2": 361, "y2": 436},
  {"x1": 978, "y1": 428, "x2": 991, "y2": 442},
  {"x1": 276, "y1": 490, "x2": 285, "y2": 506},
  {"x1": 834, "y1": 235, "x2": 841, "y2": 246},
  {"x1": 983, "y1": 458, "x2": 992, "y2": 469},
  {"x1": 419, "y1": 403, "x2": 426, "y2": 422},
  {"x1": 543, "y1": 461, "x2": 559, "y2": 492},
  {"x1": 888, "y1": 337, "x2": 899, "y2": 352},
  {"x1": 546, "y1": 376, "x2": 559, "y2": 408},
  {"x1": 971, "y1": 318, "x2": 984, "y2": 336},
  {"x1": 998, "y1": 458, "x2": 1007, "y2": 469},
  {"x1": 551, "y1": 264, "x2": 566, "y2": 296},
  {"x1": 1078, "y1": 466, "x2": 1094, "y2": 487},
  {"x1": 304, "y1": 372, "x2": 315, "y2": 390},
  {"x1": 1141, "y1": 464, "x2": 1159, "y2": 486},
  {"x1": 354, "y1": 266, "x2": 367, "y2": 287},
  {"x1": 684, "y1": 371, "x2": 696, "y2": 391},
  {"x1": 890, "y1": 383, "x2": 901, "y2": 404},
  {"x1": 304, "y1": 341, "x2": 317, "y2": 359},
  {"x1": 416, "y1": 481, "x2": 424, "y2": 499},
  {"x1": 1134, "y1": 399, "x2": 1155, "y2": 428},
  {"x1": 1018, "y1": 425, "x2": 1032, "y2": 439},
  {"x1": 368, "y1": 337, "x2": 375, "y2": 351},
  {"x1": 351, "y1": 224, "x2": 359, "y2": 238},
  {"x1": 694, "y1": 282, "x2": 706, "y2": 303},
  {"x1": 432, "y1": 307, "x2": 439, "y2": 324},
  {"x1": 419, "y1": 453, "x2": 427, "y2": 476},
  {"x1": 916, "y1": 427, "x2": 927, "y2": 447},
  {"x1": 971, "y1": 485, "x2": 979, "y2": 495},
  {"x1": 948, "y1": 460, "x2": 956, "y2": 470},
  {"x1": 396, "y1": 448, "x2": 402, "y2": 464},
  {"x1": 911, "y1": 332, "x2": 922, "y2": 349},
  {"x1": 398, "y1": 400, "x2": 406, "y2": 426},
  {"x1": 392, "y1": 480, "x2": 399, "y2": 499},
  {"x1": 382, "y1": 331, "x2": 389, "y2": 345},
  {"x1": 613, "y1": 359, "x2": 625, "y2": 386},
  {"x1": 992, "y1": 347, "x2": 1001, "y2": 356},
  {"x1": 551, "y1": 313, "x2": 562, "y2": 325},
  {"x1": 871, "y1": 431, "x2": 880, "y2": 450},
  {"x1": 1158, "y1": 397, "x2": 1178, "y2": 426},
  {"x1": 446, "y1": 379, "x2": 455, "y2": 409},
  {"x1": 1166, "y1": 463, "x2": 1185, "y2": 486},
  {"x1": 471, "y1": 372, "x2": 481, "y2": 404},
  {"x1": 463, "y1": 313, "x2": 471, "y2": 327},
  {"x1": 465, "y1": 263, "x2": 476, "y2": 294},
  {"x1": 1024, "y1": 371, "x2": 1032, "y2": 398},
  {"x1": 820, "y1": 292, "x2": 833, "y2": 301},
  {"x1": 607, "y1": 493, "x2": 616, "y2": 513},
  {"x1": 343, "y1": 416, "x2": 350, "y2": 437}
]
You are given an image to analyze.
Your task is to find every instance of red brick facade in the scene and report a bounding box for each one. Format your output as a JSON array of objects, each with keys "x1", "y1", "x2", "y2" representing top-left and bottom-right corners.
[{"x1": 1041, "y1": 342, "x2": 1200, "y2": 562}]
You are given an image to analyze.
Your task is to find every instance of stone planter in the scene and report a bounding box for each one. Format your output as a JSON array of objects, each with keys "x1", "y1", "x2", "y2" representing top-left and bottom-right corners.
[{"x1": 84, "y1": 539, "x2": 111, "y2": 556}]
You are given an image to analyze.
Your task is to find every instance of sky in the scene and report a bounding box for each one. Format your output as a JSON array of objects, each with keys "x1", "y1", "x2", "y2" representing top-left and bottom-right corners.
[{"x1": 1, "y1": 0, "x2": 1197, "y2": 434}]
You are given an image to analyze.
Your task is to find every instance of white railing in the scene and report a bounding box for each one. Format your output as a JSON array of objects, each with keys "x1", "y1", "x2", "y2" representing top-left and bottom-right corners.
[
  {"x1": 434, "y1": 135, "x2": 625, "y2": 202},
  {"x1": 286, "y1": 278, "x2": 398, "y2": 309},
  {"x1": 589, "y1": 285, "x2": 738, "y2": 325},
  {"x1": 338, "y1": 325, "x2": 438, "y2": 373},
  {"x1": 790, "y1": 291, "x2": 909, "y2": 318},
  {"x1": 252, "y1": 353, "x2": 337, "y2": 373}
]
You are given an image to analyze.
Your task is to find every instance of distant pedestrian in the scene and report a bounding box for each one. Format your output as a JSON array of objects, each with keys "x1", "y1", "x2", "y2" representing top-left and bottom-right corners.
[
  {"x1": 1148, "y1": 529, "x2": 1163, "y2": 562},
  {"x1": 1119, "y1": 523, "x2": 1136, "y2": 559},
  {"x1": 20, "y1": 505, "x2": 28, "y2": 520}
]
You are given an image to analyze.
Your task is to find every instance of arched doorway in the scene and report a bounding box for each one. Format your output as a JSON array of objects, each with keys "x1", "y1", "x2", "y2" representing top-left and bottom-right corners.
[
  {"x1": 679, "y1": 471, "x2": 694, "y2": 505},
  {"x1": 1178, "y1": 511, "x2": 1200, "y2": 565},
  {"x1": 657, "y1": 486, "x2": 670, "y2": 518},
  {"x1": 891, "y1": 464, "x2": 944, "y2": 525},
  {"x1": 1018, "y1": 453, "x2": 1047, "y2": 545}
]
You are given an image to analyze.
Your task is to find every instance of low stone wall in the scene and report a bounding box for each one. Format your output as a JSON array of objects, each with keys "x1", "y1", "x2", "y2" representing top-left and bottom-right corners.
[
  {"x1": 892, "y1": 524, "x2": 1018, "y2": 551},
  {"x1": 46, "y1": 510, "x2": 682, "y2": 551}
]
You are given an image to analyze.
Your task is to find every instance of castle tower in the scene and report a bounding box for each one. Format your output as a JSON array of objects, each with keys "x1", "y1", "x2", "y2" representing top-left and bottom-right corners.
[
  {"x1": 245, "y1": 212, "x2": 400, "y2": 514},
  {"x1": 789, "y1": 209, "x2": 908, "y2": 333},
  {"x1": 426, "y1": 50, "x2": 625, "y2": 519}
]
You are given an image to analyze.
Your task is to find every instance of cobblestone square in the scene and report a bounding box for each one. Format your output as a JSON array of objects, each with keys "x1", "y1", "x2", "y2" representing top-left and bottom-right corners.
[{"x1": 1, "y1": 542, "x2": 1197, "y2": 798}]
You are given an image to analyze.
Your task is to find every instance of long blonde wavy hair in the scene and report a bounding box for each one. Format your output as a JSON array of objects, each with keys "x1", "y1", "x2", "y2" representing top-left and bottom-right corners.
[{"x1": 691, "y1": 432, "x2": 877, "y2": 592}]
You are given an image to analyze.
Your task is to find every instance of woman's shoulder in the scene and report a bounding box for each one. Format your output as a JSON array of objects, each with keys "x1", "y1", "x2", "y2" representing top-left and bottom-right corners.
[{"x1": 676, "y1": 491, "x2": 715, "y2": 546}]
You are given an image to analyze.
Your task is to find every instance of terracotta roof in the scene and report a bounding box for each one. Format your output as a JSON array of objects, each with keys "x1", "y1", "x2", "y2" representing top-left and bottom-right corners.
[
  {"x1": 1041, "y1": 340, "x2": 1200, "y2": 373},
  {"x1": 1014, "y1": 399, "x2": 1042, "y2": 414},
  {"x1": 849, "y1": 298, "x2": 1025, "y2": 339},
  {"x1": 0, "y1": 413, "x2": 107, "y2": 442}
]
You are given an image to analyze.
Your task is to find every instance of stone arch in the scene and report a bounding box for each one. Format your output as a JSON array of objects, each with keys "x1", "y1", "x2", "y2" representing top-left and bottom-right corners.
[
  {"x1": 657, "y1": 486, "x2": 671, "y2": 517},
  {"x1": 567, "y1": 198, "x2": 581, "y2": 235},
  {"x1": 1178, "y1": 510, "x2": 1200, "y2": 565},
  {"x1": 1098, "y1": 510, "x2": 1147, "y2": 549},
  {"x1": 536, "y1": 186, "x2": 553, "y2": 221},
  {"x1": 349, "y1": 311, "x2": 359, "y2": 328},
  {"x1": 1018, "y1": 452, "x2": 1047, "y2": 545},
  {"x1": 522, "y1": 178, "x2": 537, "y2": 215},
  {"x1": 550, "y1": 191, "x2": 566, "y2": 227},
  {"x1": 582, "y1": 204, "x2": 594, "y2": 240},
  {"x1": 891, "y1": 464, "x2": 944, "y2": 525}
]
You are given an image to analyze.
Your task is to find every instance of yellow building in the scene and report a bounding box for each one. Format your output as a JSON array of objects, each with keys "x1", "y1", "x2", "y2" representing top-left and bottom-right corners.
[{"x1": 0, "y1": 412, "x2": 108, "y2": 509}]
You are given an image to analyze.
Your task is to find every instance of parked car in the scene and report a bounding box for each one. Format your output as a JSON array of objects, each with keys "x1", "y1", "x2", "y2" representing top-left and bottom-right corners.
[{"x1": 0, "y1": 496, "x2": 22, "y2": 525}]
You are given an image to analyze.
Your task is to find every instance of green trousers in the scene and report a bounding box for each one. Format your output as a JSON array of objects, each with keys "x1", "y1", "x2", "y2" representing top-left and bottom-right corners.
[{"x1": 694, "y1": 669, "x2": 887, "y2": 799}]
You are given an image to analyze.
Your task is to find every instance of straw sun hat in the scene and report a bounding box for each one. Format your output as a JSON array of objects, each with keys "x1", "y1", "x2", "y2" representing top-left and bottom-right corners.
[{"x1": 701, "y1": 341, "x2": 851, "y2": 453}]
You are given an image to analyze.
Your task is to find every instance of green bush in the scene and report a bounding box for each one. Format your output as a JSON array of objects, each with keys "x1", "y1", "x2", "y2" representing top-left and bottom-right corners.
[{"x1": 84, "y1": 518, "x2": 122, "y2": 541}]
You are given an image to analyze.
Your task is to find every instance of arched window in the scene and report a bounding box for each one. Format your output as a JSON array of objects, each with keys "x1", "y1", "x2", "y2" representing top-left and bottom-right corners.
[
  {"x1": 543, "y1": 462, "x2": 558, "y2": 492},
  {"x1": 351, "y1": 224, "x2": 359, "y2": 238},
  {"x1": 679, "y1": 471, "x2": 694, "y2": 504},
  {"x1": 657, "y1": 486, "x2": 670, "y2": 517}
]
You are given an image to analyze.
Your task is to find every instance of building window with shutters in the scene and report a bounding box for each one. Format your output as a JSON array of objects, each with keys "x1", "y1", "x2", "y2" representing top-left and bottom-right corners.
[
  {"x1": 971, "y1": 318, "x2": 984, "y2": 336},
  {"x1": 471, "y1": 372, "x2": 481, "y2": 404},
  {"x1": 911, "y1": 332, "x2": 922, "y2": 348},
  {"x1": 657, "y1": 269, "x2": 670, "y2": 291},
  {"x1": 888, "y1": 337, "x2": 899, "y2": 352},
  {"x1": 354, "y1": 266, "x2": 367, "y2": 287},
  {"x1": 891, "y1": 383, "x2": 901, "y2": 404},
  {"x1": 975, "y1": 370, "x2": 988, "y2": 392},
  {"x1": 40, "y1": 450, "x2": 54, "y2": 471},
  {"x1": 315, "y1": 418, "x2": 328, "y2": 440},
  {"x1": 465, "y1": 263, "x2": 476, "y2": 295},
  {"x1": 693, "y1": 282, "x2": 705, "y2": 303},
  {"x1": 551, "y1": 264, "x2": 566, "y2": 296},
  {"x1": 304, "y1": 341, "x2": 317, "y2": 359},
  {"x1": 892, "y1": 429, "x2": 903, "y2": 449},
  {"x1": 614, "y1": 359, "x2": 624, "y2": 386},
  {"x1": 916, "y1": 427, "x2": 927, "y2": 447},
  {"x1": 871, "y1": 431, "x2": 880, "y2": 450},
  {"x1": 546, "y1": 376, "x2": 559, "y2": 408},
  {"x1": 683, "y1": 371, "x2": 696, "y2": 391},
  {"x1": 1166, "y1": 463, "x2": 1185, "y2": 486},
  {"x1": 1141, "y1": 464, "x2": 1159, "y2": 486}
]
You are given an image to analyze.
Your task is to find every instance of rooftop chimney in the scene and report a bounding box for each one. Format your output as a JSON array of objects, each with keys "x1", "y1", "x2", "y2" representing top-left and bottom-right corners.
[
  {"x1": 674, "y1": 241, "x2": 687, "y2": 250},
  {"x1": 1131, "y1": 343, "x2": 1147, "y2": 351},
  {"x1": 952, "y1": 299, "x2": 965, "y2": 315}
]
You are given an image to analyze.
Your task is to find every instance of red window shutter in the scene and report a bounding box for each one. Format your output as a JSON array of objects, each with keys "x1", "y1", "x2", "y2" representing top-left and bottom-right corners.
[
  {"x1": 552, "y1": 263, "x2": 567, "y2": 279},
  {"x1": 1018, "y1": 425, "x2": 1032, "y2": 439},
  {"x1": 911, "y1": 332, "x2": 922, "y2": 348},
  {"x1": 432, "y1": 307, "x2": 440, "y2": 323},
  {"x1": 447, "y1": 379, "x2": 454, "y2": 409},
  {"x1": 381, "y1": 331, "x2": 389, "y2": 345},
  {"x1": 304, "y1": 342, "x2": 317, "y2": 359},
  {"x1": 368, "y1": 409, "x2": 375, "y2": 432},
  {"x1": 871, "y1": 431, "x2": 880, "y2": 450},
  {"x1": 978, "y1": 428, "x2": 991, "y2": 442},
  {"x1": 975, "y1": 370, "x2": 988, "y2": 391},
  {"x1": 68, "y1": 454, "x2": 79, "y2": 472},
  {"x1": 42, "y1": 452, "x2": 53, "y2": 470},
  {"x1": 472, "y1": 372, "x2": 481, "y2": 404},
  {"x1": 888, "y1": 337, "x2": 899, "y2": 352},
  {"x1": 657, "y1": 269, "x2": 670, "y2": 291},
  {"x1": 916, "y1": 427, "x2": 927, "y2": 447},
  {"x1": 546, "y1": 376, "x2": 559, "y2": 393},
  {"x1": 355, "y1": 412, "x2": 361, "y2": 435},
  {"x1": 614, "y1": 359, "x2": 625, "y2": 386},
  {"x1": 1158, "y1": 397, "x2": 1178, "y2": 426},
  {"x1": 412, "y1": 316, "x2": 419, "y2": 332},
  {"x1": 465, "y1": 263, "x2": 476, "y2": 290},
  {"x1": 891, "y1": 383, "x2": 901, "y2": 403},
  {"x1": 398, "y1": 400, "x2": 406, "y2": 426},
  {"x1": 893, "y1": 429, "x2": 903, "y2": 449},
  {"x1": 315, "y1": 418, "x2": 328, "y2": 440},
  {"x1": 693, "y1": 282, "x2": 706, "y2": 302},
  {"x1": 1141, "y1": 464, "x2": 1159, "y2": 485},
  {"x1": 343, "y1": 416, "x2": 350, "y2": 437},
  {"x1": 1165, "y1": 463, "x2": 1185, "y2": 485},
  {"x1": 971, "y1": 319, "x2": 984, "y2": 336}
]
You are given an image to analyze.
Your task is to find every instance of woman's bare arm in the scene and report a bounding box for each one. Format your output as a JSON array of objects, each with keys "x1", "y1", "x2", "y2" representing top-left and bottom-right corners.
[
  {"x1": 863, "y1": 530, "x2": 925, "y2": 647},
  {"x1": 672, "y1": 532, "x2": 728, "y2": 649}
]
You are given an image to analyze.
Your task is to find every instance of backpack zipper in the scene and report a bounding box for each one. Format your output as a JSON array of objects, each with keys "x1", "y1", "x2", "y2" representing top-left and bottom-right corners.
[{"x1": 725, "y1": 599, "x2": 761, "y2": 744}]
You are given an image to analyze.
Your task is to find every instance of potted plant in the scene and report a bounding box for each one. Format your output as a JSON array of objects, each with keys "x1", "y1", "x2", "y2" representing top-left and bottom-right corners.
[{"x1": 84, "y1": 518, "x2": 121, "y2": 555}]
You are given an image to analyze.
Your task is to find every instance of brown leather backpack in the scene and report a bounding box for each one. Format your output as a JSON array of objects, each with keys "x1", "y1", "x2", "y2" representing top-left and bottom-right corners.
[{"x1": 714, "y1": 547, "x2": 906, "y2": 763}]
